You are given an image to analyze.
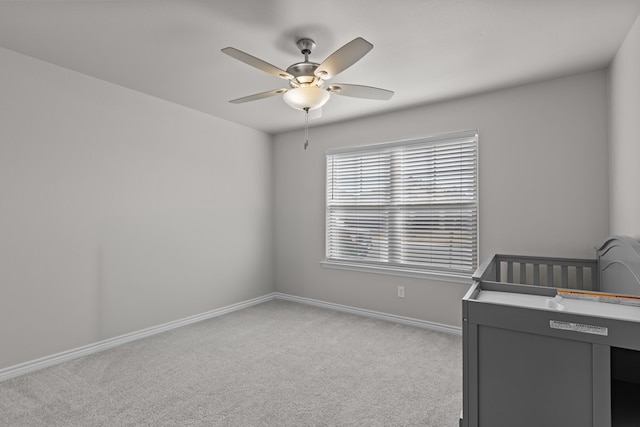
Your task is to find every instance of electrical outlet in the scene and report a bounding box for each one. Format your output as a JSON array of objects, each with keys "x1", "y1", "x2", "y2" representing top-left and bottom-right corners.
[{"x1": 397, "y1": 286, "x2": 405, "y2": 298}]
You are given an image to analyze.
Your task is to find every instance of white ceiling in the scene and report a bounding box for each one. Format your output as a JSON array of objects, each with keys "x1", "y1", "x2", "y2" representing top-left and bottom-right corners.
[{"x1": 1, "y1": 0, "x2": 639, "y2": 134}]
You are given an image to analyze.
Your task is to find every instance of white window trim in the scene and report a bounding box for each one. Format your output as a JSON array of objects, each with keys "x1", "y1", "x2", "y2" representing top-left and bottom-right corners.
[
  {"x1": 324, "y1": 129, "x2": 479, "y2": 281},
  {"x1": 319, "y1": 259, "x2": 473, "y2": 285}
]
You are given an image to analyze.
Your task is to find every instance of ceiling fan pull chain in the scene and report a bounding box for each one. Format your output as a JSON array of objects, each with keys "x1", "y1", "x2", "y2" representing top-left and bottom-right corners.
[{"x1": 304, "y1": 107, "x2": 309, "y2": 150}]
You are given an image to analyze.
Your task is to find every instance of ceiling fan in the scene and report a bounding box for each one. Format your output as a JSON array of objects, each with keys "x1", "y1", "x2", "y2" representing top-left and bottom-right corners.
[{"x1": 221, "y1": 37, "x2": 394, "y2": 113}]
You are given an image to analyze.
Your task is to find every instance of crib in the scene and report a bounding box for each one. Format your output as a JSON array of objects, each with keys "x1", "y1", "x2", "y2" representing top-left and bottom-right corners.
[{"x1": 461, "y1": 236, "x2": 640, "y2": 427}]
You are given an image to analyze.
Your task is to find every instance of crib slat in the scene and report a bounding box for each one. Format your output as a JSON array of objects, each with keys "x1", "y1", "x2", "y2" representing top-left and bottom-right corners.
[
  {"x1": 561, "y1": 266, "x2": 568, "y2": 288},
  {"x1": 547, "y1": 265, "x2": 554, "y2": 286},
  {"x1": 533, "y1": 264, "x2": 540, "y2": 285},
  {"x1": 507, "y1": 262, "x2": 513, "y2": 283},
  {"x1": 576, "y1": 267, "x2": 584, "y2": 290},
  {"x1": 520, "y1": 263, "x2": 526, "y2": 284}
]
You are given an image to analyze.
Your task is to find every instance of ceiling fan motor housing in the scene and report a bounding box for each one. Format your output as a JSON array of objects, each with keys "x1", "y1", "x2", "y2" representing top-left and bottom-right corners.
[{"x1": 286, "y1": 62, "x2": 322, "y2": 86}]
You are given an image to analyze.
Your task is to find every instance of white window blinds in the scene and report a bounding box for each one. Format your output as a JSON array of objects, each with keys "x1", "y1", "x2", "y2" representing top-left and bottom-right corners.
[{"x1": 326, "y1": 130, "x2": 478, "y2": 275}]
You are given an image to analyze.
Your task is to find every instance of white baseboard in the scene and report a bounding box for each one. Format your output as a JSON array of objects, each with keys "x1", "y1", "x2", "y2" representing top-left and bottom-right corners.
[
  {"x1": 0, "y1": 293, "x2": 276, "y2": 382},
  {"x1": 1, "y1": 291, "x2": 460, "y2": 382},
  {"x1": 273, "y1": 292, "x2": 462, "y2": 336}
]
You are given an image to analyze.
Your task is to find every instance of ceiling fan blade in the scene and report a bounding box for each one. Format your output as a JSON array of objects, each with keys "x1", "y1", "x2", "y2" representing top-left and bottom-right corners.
[
  {"x1": 229, "y1": 88, "x2": 288, "y2": 104},
  {"x1": 314, "y1": 37, "x2": 373, "y2": 80},
  {"x1": 328, "y1": 84, "x2": 394, "y2": 100},
  {"x1": 222, "y1": 47, "x2": 293, "y2": 80}
]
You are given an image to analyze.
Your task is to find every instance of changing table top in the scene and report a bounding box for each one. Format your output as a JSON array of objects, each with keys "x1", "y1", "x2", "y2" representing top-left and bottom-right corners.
[{"x1": 475, "y1": 290, "x2": 640, "y2": 323}]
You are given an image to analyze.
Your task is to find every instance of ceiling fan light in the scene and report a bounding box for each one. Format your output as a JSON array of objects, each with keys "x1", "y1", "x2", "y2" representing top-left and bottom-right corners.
[
  {"x1": 295, "y1": 76, "x2": 316, "y2": 85},
  {"x1": 283, "y1": 86, "x2": 330, "y2": 111}
]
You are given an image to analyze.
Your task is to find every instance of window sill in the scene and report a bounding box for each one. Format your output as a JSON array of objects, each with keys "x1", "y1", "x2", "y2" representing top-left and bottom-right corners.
[{"x1": 319, "y1": 260, "x2": 473, "y2": 285}]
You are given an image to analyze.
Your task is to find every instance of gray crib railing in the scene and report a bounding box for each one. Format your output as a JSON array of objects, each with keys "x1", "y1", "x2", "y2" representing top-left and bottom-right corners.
[{"x1": 473, "y1": 254, "x2": 599, "y2": 291}]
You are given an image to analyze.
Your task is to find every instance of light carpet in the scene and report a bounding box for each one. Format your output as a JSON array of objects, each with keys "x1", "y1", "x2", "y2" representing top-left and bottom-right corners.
[{"x1": 0, "y1": 299, "x2": 462, "y2": 426}]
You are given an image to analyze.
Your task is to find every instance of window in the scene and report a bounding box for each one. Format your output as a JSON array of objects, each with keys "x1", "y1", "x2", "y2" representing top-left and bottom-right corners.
[{"x1": 324, "y1": 130, "x2": 478, "y2": 279}]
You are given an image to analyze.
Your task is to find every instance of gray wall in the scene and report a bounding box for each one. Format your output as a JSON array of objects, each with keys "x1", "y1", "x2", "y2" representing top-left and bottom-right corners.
[
  {"x1": 609, "y1": 13, "x2": 640, "y2": 238},
  {"x1": 0, "y1": 47, "x2": 274, "y2": 370},
  {"x1": 273, "y1": 70, "x2": 609, "y2": 328}
]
